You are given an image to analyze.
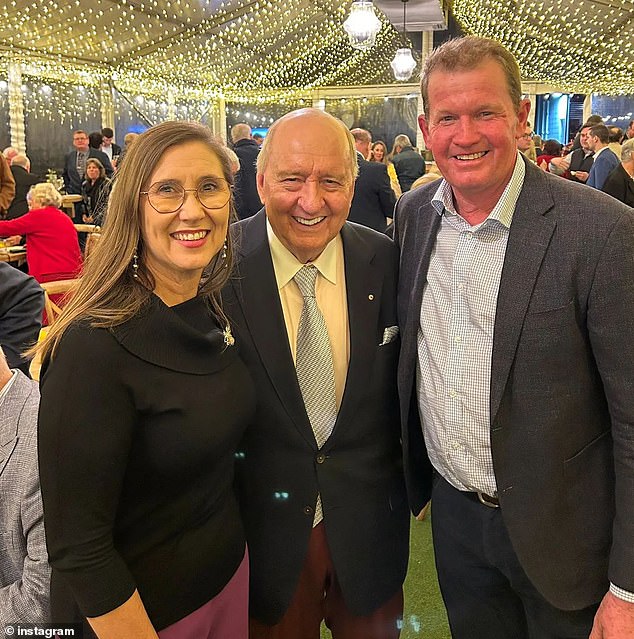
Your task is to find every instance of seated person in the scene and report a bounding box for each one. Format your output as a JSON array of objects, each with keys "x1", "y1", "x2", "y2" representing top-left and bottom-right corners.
[
  {"x1": 0, "y1": 182, "x2": 82, "y2": 284},
  {"x1": 7, "y1": 154, "x2": 39, "y2": 220},
  {"x1": 81, "y1": 158, "x2": 111, "y2": 226},
  {"x1": 0, "y1": 264, "x2": 44, "y2": 375},
  {"x1": 0, "y1": 346, "x2": 50, "y2": 625}
]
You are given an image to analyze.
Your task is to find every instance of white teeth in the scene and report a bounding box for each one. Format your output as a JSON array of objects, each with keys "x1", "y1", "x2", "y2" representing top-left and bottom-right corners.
[
  {"x1": 456, "y1": 152, "x2": 486, "y2": 160},
  {"x1": 173, "y1": 230, "x2": 208, "y2": 240},
  {"x1": 295, "y1": 216, "x2": 325, "y2": 226}
]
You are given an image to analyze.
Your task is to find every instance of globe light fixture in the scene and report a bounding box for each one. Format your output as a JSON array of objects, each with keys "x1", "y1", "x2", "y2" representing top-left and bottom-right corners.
[
  {"x1": 390, "y1": 0, "x2": 417, "y2": 81},
  {"x1": 343, "y1": 1, "x2": 382, "y2": 52},
  {"x1": 391, "y1": 47, "x2": 417, "y2": 81}
]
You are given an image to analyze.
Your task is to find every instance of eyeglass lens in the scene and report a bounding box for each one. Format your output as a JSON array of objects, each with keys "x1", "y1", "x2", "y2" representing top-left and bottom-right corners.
[{"x1": 147, "y1": 179, "x2": 230, "y2": 212}]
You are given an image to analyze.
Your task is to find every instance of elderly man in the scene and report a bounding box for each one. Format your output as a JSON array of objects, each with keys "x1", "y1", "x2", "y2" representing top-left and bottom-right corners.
[
  {"x1": 224, "y1": 108, "x2": 408, "y2": 639},
  {"x1": 7, "y1": 154, "x2": 39, "y2": 220},
  {"x1": 391, "y1": 134, "x2": 425, "y2": 192},
  {"x1": 0, "y1": 152, "x2": 16, "y2": 218},
  {"x1": 0, "y1": 346, "x2": 50, "y2": 626},
  {"x1": 395, "y1": 35, "x2": 634, "y2": 638},
  {"x1": 349, "y1": 128, "x2": 396, "y2": 231},
  {"x1": 231, "y1": 122, "x2": 263, "y2": 219}
]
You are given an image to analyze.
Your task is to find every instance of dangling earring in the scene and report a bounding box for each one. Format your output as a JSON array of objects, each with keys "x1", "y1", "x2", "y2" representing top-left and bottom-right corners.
[
  {"x1": 221, "y1": 240, "x2": 228, "y2": 268},
  {"x1": 132, "y1": 249, "x2": 139, "y2": 279}
]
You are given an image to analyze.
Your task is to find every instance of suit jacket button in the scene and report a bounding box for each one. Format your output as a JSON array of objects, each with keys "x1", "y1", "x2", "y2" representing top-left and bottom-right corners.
[
  {"x1": 316, "y1": 453, "x2": 326, "y2": 464},
  {"x1": 303, "y1": 506, "x2": 314, "y2": 516}
]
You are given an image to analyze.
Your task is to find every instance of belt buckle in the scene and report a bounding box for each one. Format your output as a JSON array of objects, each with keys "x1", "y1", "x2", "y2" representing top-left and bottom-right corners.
[{"x1": 477, "y1": 491, "x2": 500, "y2": 508}]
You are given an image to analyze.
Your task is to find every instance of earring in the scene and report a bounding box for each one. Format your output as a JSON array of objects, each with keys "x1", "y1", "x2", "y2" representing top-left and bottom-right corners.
[
  {"x1": 132, "y1": 249, "x2": 139, "y2": 279},
  {"x1": 221, "y1": 240, "x2": 228, "y2": 268}
]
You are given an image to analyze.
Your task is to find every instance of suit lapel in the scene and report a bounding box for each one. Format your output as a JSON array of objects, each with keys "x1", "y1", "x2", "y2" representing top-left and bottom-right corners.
[
  {"x1": 232, "y1": 213, "x2": 315, "y2": 446},
  {"x1": 329, "y1": 224, "x2": 380, "y2": 446},
  {"x1": 0, "y1": 374, "x2": 25, "y2": 476},
  {"x1": 490, "y1": 166, "x2": 557, "y2": 424},
  {"x1": 400, "y1": 204, "x2": 442, "y2": 404}
]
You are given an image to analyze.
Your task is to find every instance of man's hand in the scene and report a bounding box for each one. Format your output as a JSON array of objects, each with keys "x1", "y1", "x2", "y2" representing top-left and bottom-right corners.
[
  {"x1": 574, "y1": 170, "x2": 589, "y2": 182},
  {"x1": 590, "y1": 590, "x2": 634, "y2": 638},
  {"x1": 416, "y1": 502, "x2": 431, "y2": 521},
  {"x1": 5, "y1": 235, "x2": 21, "y2": 247}
]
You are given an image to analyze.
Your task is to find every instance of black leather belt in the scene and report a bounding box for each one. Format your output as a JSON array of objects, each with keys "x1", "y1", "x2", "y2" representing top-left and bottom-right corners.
[{"x1": 464, "y1": 490, "x2": 500, "y2": 508}]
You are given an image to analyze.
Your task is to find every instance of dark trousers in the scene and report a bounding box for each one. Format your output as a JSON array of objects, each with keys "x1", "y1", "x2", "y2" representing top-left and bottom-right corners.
[
  {"x1": 249, "y1": 522, "x2": 403, "y2": 639},
  {"x1": 431, "y1": 475, "x2": 598, "y2": 639}
]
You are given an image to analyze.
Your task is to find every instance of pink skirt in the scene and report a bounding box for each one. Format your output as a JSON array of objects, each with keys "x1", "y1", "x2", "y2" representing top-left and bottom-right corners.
[{"x1": 158, "y1": 549, "x2": 249, "y2": 639}]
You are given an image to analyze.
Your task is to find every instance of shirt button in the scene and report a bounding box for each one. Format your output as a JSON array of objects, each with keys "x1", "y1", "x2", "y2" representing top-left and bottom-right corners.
[
  {"x1": 451, "y1": 441, "x2": 460, "y2": 450},
  {"x1": 449, "y1": 389, "x2": 458, "y2": 398},
  {"x1": 454, "y1": 335, "x2": 462, "y2": 343},
  {"x1": 457, "y1": 283, "x2": 464, "y2": 292},
  {"x1": 316, "y1": 453, "x2": 326, "y2": 464},
  {"x1": 303, "y1": 506, "x2": 314, "y2": 516}
]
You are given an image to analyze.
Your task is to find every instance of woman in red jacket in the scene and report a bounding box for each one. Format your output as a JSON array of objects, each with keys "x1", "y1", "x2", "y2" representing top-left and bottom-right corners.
[{"x1": 0, "y1": 182, "x2": 82, "y2": 283}]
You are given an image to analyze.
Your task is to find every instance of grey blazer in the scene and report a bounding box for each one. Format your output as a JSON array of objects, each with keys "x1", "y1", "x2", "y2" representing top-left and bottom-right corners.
[
  {"x1": 0, "y1": 371, "x2": 50, "y2": 624},
  {"x1": 394, "y1": 158, "x2": 634, "y2": 611}
]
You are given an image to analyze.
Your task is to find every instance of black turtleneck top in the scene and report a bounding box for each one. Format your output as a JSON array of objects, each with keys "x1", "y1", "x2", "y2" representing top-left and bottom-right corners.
[{"x1": 38, "y1": 295, "x2": 255, "y2": 630}]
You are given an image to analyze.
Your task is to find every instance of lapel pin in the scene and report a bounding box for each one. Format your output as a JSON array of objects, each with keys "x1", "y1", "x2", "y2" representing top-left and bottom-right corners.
[{"x1": 368, "y1": 294, "x2": 374, "y2": 301}]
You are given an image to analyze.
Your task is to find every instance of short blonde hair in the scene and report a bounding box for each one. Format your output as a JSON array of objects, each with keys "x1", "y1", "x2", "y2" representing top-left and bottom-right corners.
[{"x1": 27, "y1": 182, "x2": 63, "y2": 208}]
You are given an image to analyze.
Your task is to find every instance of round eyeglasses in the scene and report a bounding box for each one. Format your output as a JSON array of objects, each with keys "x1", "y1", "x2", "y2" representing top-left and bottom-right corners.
[{"x1": 140, "y1": 178, "x2": 231, "y2": 213}]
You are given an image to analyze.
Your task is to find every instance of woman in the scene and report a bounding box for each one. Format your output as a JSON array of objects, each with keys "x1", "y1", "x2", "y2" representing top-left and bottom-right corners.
[
  {"x1": 81, "y1": 158, "x2": 111, "y2": 225},
  {"x1": 36, "y1": 121, "x2": 255, "y2": 638},
  {"x1": 370, "y1": 140, "x2": 401, "y2": 197},
  {"x1": 0, "y1": 182, "x2": 82, "y2": 283},
  {"x1": 537, "y1": 139, "x2": 563, "y2": 172}
]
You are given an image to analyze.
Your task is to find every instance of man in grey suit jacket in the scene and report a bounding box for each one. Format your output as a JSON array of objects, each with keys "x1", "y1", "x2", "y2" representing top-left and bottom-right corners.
[
  {"x1": 395, "y1": 36, "x2": 634, "y2": 638},
  {"x1": 0, "y1": 347, "x2": 50, "y2": 626}
]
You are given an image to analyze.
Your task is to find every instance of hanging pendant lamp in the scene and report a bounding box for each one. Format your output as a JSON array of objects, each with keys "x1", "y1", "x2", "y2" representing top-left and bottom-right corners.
[
  {"x1": 390, "y1": 0, "x2": 417, "y2": 81},
  {"x1": 343, "y1": 1, "x2": 382, "y2": 51}
]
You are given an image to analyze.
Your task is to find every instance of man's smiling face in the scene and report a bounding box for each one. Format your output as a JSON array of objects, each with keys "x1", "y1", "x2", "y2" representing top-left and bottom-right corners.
[{"x1": 418, "y1": 58, "x2": 529, "y2": 211}]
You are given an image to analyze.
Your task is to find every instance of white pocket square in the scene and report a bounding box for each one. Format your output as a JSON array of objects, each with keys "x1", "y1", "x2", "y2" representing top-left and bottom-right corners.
[{"x1": 380, "y1": 325, "x2": 399, "y2": 346}]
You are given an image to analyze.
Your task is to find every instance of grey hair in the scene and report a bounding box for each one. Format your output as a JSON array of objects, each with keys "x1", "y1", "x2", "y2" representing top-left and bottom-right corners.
[
  {"x1": 27, "y1": 182, "x2": 63, "y2": 208},
  {"x1": 622, "y1": 138, "x2": 634, "y2": 163}
]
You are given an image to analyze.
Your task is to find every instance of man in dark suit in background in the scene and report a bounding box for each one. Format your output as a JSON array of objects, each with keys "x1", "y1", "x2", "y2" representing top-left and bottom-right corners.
[
  {"x1": 62, "y1": 130, "x2": 113, "y2": 222},
  {"x1": 231, "y1": 122, "x2": 263, "y2": 219},
  {"x1": 224, "y1": 108, "x2": 408, "y2": 639},
  {"x1": 550, "y1": 122, "x2": 595, "y2": 183},
  {"x1": 7, "y1": 154, "x2": 39, "y2": 219},
  {"x1": 348, "y1": 128, "x2": 396, "y2": 232},
  {"x1": 0, "y1": 264, "x2": 43, "y2": 376},
  {"x1": 391, "y1": 134, "x2": 425, "y2": 192},
  {"x1": 395, "y1": 35, "x2": 634, "y2": 638}
]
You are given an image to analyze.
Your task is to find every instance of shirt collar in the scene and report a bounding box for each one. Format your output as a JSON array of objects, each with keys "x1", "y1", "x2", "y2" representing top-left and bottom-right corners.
[
  {"x1": 0, "y1": 370, "x2": 18, "y2": 408},
  {"x1": 431, "y1": 152, "x2": 526, "y2": 229},
  {"x1": 593, "y1": 145, "x2": 608, "y2": 159},
  {"x1": 266, "y1": 218, "x2": 340, "y2": 290}
]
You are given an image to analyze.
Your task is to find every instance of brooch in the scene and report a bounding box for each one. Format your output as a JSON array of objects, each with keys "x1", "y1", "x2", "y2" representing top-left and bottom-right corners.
[{"x1": 222, "y1": 325, "x2": 235, "y2": 347}]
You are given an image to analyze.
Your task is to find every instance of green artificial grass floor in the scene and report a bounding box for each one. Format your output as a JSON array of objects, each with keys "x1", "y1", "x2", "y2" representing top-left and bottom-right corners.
[{"x1": 321, "y1": 511, "x2": 451, "y2": 638}]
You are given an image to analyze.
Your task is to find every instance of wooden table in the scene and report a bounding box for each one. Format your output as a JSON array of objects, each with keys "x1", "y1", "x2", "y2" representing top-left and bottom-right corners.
[
  {"x1": 61, "y1": 194, "x2": 83, "y2": 218},
  {"x1": 0, "y1": 248, "x2": 27, "y2": 267}
]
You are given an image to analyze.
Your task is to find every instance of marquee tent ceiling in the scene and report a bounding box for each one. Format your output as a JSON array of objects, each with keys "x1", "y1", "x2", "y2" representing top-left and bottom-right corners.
[{"x1": 0, "y1": 0, "x2": 633, "y2": 101}]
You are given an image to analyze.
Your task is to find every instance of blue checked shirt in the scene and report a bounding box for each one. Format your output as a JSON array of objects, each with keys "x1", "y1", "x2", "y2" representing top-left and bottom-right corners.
[{"x1": 416, "y1": 154, "x2": 525, "y2": 496}]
